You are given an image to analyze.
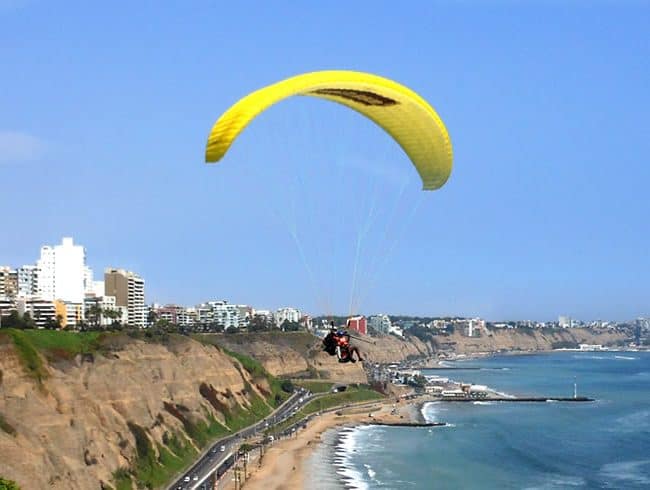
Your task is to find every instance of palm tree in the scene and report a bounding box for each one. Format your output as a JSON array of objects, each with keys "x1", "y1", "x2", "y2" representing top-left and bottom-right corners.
[{"x1": 87, "y1": 304, "x2": 102, "y2": 328}]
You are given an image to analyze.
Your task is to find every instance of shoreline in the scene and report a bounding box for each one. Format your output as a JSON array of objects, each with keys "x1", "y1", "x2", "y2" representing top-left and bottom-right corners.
[
  {"x1": 220, "y1": 398, "x2": 426, "y2": 490},
  {"x1": 217, "y1": 349, "x2": 629, "y2": 489}
]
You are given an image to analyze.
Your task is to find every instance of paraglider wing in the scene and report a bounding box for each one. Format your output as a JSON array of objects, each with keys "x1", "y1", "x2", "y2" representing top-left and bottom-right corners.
[{"x1": 205, "y1": 71, "x2": 453, "y2": 190}]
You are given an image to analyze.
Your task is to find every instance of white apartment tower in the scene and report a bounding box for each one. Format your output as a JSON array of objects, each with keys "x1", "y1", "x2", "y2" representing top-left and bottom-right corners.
[
  {"x1": 37, "y1": 237, "x2": 86, "y2": 302},
  {"x1": 36, "y1": 246, "x2": 55, "y2": 299}
]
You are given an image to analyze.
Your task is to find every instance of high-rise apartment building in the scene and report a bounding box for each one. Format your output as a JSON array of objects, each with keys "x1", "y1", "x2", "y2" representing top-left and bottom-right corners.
[
  {"x1": 36, "y1": 246, "x2": 55, "y2": 299},
  {"x1": 36, "y1": 237, "x2": 86, "y2": 302},
  {"x1": 104, "y1": 268, "x2": 146, "y2": 327},
  {"x1": 17, "y1": 265, "x2": 38, "y2": 297},
  {"x1": 369, "y1": 314, "x2": 392, "y2": 334},
  {"x1": 0, "y1": 267, "x2": 18, "y2": 298}
]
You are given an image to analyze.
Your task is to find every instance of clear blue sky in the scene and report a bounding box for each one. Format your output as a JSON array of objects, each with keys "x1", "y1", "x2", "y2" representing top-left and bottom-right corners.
[{"x1": 1, "y1": 1, "x2": 648, "y2": 321}]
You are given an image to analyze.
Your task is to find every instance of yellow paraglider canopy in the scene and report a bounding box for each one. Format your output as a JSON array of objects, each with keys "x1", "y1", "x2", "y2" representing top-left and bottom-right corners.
[{"x1": 205, "y1": 70, "x2": 453, "y2": 190}]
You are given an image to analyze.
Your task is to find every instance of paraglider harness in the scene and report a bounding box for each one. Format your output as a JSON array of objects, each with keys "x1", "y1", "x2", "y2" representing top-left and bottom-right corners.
[{"x1": 322, "y1": 327, "x2": 362, "y2": 363}]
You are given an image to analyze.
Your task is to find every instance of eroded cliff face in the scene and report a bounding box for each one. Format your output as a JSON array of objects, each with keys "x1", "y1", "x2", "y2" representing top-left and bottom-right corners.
[
  {"x1": 208, "y1": 333, "x2": 312, "y2": 377},
  {"x1": 0, "y1": 335, "x2": 275, "y2": 490},
  {"x1": 212, "y1": 328, "x2": 627, "y2": 378},
  {"x1": 432, "y1": 327, "x2": 627, "y2": 355}
]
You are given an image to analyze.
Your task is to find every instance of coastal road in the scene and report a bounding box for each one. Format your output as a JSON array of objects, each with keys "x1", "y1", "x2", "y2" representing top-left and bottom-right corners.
[{"x1": 168, "y1": 389, "x2": 314, "y2": 490}]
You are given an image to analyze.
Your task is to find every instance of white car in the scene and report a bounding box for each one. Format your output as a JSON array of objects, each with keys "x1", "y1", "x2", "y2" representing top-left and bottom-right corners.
[
  {"x1": 183, "y1": 476, "x2": 190, "y2": 483},
  {"x1": 220, "y1": 445, "x2": 226, "y2": 452}
]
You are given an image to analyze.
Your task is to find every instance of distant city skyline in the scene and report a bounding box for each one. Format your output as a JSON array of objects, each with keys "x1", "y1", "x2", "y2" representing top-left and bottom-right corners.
[
  {"x1": 0, "y1": 235, "x2": 644, "y2": 324},
  {"x1": 1, "y1": 2, "x2": 649, "y2": 320}
]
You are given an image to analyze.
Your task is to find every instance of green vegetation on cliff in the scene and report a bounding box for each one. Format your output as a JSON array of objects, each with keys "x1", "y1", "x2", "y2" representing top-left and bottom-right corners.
[
  {"x1": 218, "y1": 346, "x2": 291, "y2": 407},
  {"x1": 5, "y1": 329, "x2": 105, "y2": 377},
  {"x1": 0, "y1": 477, "x2": 20, "y2": 490},
  {"x1": 6, "y1": 330, "x2": 48, "y2": 382},
  {"x1": 112, "y1": 425, "x2": 203, "y2": 490},
  {"x1": 110, "y1": 343, "x2": 293, "y2": 489},
  {"x1": 17, "y1": 329, "x2": 104, "y2": 359}
]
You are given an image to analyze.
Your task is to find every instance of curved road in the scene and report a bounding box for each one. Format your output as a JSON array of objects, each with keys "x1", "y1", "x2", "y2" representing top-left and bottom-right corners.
[{"x1": 168, "y1": 389, "x2": 314, "y2": 490}]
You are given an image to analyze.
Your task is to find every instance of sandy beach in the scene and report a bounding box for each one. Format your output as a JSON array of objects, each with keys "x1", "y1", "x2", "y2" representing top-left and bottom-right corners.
[{"x1": 219, "y1": 398, "x2": 422, "y2": 490}]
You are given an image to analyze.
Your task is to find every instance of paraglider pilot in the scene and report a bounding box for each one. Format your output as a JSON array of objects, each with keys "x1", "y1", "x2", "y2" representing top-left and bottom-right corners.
[{"x1": 322, "y1": 321, "x2": 363, "y2": 363}]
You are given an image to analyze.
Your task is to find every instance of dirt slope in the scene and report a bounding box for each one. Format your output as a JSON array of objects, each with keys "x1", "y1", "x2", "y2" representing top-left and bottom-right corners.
[{"x1": 0, "y1": 334, "x2": 276, "y2": 490}]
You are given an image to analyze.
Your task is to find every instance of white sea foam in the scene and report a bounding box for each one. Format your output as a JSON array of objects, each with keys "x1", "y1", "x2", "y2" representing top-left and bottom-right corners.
[
  {"x1": 363, "y1": 463, "x2": 377, "y2": 480},
  {"x1": 329, "y1": 426, "x2": 377, "y2": 490},
  {"x1": 422, "y1": 401, "x2": 448, "y2": 423},
  {"x1": 304, "y1": 428, "x2": 345, "y2": 489},
  {"x1": 599, "y1": 459, "x2": 650, "y2": 485},
  {"x1": 614, "y1": 355, "x2": 638, "y2": 360},
  {"x1": 611, "y1": 409, "x2": 650, "y2": 433},
  {"x1": 524, "y1": 474, "x2": 586, "y2": 488},
  {"x1": 472, "y1": 401, "x2": 494, "y2": 406}
]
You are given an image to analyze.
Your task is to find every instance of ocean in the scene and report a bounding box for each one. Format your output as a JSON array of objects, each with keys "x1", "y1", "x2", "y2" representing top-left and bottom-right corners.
[{"x1": 306, "y1": 351, "x2": 650, "y2": 489}]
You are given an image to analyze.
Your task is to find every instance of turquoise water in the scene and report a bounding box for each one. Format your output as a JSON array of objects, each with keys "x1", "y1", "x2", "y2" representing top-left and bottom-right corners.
[{"x1": 322, "y1": 352, "x2": 650, "y2": 489}]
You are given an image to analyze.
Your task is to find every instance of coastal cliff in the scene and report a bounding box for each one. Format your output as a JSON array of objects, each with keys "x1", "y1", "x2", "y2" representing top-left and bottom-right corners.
[
  {"x1": 0, "y1": 331, "x2": 286, "y2": 490},
  {"x1": 213, "y1": 328, "x2": 627, "y2": 377},
  {"x1": 0, "y1": 327, "x2": 628, "y2": 489},
  {"x1": 430, "y1": 327, "x2": 627, "y2": 355}
]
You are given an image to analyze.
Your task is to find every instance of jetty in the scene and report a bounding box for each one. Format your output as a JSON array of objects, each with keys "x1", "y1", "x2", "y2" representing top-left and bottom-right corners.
[
  {"x1": 439, "y1": 396, "x2": 594, "y2": 403},
  {"x1": 367, "y1": 421, "x2": 447, "y2": 427},
  {"x1": 425, "y1": 367, "x2": 482, "y2": 371}
]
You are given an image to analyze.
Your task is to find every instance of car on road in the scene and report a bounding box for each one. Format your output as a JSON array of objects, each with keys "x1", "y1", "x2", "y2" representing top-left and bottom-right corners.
[
  {"x1": 192, "y1": 474, "x2": 199, "y2": 481},
  {"x1": 220, "y1": 445, "x2": 226, "y2": 452},
  {"x1": 183, "y1": 476, "x2": 190, "y2": 483}
]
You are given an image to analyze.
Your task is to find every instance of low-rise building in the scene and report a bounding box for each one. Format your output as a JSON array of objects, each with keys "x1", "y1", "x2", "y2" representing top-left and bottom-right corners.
[
  {"x1": 251, "y1": 309, "x2": 275, "y2": 327},
  {"x1": 197, "y1": 301, "x2": 243, "y2": 329},
  {"x1": 0, "y1": 297, "x2": 16, "y2": 324},
  {"x1": 275, "y1": 307, "x2": 302, "y2": 325},
  {"x1": 55, "y1": 301, "x2": 83, "y2": 328},
  {"x1": 17, "y1": 298, "x2": 57, "y2": 328},
  {"x1": 151, "y1": 304, "x2": 193, "y2": 326},
  {"x1": 84, "y1": 295, "x2": 124, "y2": 327},
  {"x1": 347, "y1": 316, "x2": 367, "y2": 335}
]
